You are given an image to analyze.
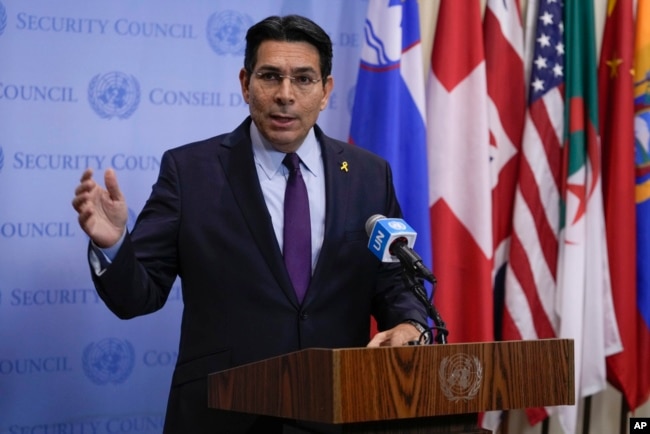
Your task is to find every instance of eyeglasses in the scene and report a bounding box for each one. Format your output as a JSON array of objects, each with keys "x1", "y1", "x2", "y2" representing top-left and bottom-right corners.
[{"x1": 253, "y1": 71, "x2": 322, "y2": 91}]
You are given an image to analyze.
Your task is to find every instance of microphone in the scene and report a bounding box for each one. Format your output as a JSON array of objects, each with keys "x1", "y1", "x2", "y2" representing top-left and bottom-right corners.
[
  {"x1": 365, "y1": 214, "x2": 435, "y2": 283},
  {"x1": 365, "y1": 214, "x2": 448, "y2": 344}
]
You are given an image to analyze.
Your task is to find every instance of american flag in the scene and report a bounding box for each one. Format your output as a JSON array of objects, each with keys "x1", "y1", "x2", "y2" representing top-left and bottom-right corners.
[
  {"x1": 502, "y1": 0, "x2": 564, "y2": 424},
  {"x1": 504, "y1": 0, "x2": 562, "y2": 349},
  {"x1": 506, "y1": 1, "x2": 622, "y2": 431}
]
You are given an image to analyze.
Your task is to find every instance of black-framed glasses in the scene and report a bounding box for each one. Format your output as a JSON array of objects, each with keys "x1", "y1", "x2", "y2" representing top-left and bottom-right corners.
[{"x1": 253, "y1": 71, "x2": 322, "y2": 91}]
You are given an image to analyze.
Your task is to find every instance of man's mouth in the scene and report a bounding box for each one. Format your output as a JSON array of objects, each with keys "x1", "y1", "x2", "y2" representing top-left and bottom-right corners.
[{"x1": 270, "y1": 114, "x2": 296, "y2": 126}]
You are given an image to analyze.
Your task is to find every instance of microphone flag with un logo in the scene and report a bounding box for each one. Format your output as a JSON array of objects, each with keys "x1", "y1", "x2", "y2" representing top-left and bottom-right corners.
[{"x1": 366, "y1": 215, "x2": 417, "y2": 263}]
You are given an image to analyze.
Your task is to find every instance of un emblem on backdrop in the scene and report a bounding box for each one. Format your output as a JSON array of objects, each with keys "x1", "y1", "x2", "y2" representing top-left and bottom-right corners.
[
  {"x1": 206, "y1": 10, "x2": 252, "y2": 55},
  {"x1": 0, "y1": 146, "x2": 4, "y2": 173},
  {"x1": 88, "y1": 72, "x2": 141, "y2": 119},
  {"x1": 0, "y1": 1, "x2": 7, "y2": 36},
  {"x1": 82, "y1": 338, "x2": 135, "y2": 385}
]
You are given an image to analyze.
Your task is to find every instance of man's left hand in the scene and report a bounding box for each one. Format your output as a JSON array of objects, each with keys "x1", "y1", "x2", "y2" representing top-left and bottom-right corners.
[{"x1": 366, "y1": 322, "x2": 421, "y2": 347}]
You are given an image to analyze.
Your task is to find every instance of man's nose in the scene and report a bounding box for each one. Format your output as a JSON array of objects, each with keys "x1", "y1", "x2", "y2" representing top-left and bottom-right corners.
[{"x1": 274, "y1": 77, "x2": 295, "y2": 104}]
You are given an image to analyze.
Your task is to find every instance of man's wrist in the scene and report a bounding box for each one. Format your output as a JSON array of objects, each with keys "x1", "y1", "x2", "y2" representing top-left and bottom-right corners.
[{"x1": 404, "y1": 320, "x2": 431, "y2": 344}]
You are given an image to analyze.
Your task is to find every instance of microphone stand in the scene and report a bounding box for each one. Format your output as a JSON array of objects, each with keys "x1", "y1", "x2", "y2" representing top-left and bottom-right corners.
[
  {"x1": 401, "y1": 267, "x2": 449, "y2": 345},
  {"x1": 387, "y1": 238, "x2": 448, "y2": 344}
]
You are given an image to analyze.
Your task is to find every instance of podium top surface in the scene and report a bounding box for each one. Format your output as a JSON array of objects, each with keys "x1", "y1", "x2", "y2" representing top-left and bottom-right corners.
[{"x1": 208, "y1": 339, "x2": 574, "y2": 424}]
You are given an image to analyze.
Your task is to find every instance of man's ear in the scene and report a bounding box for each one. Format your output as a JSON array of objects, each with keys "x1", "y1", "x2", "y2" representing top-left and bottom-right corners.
[{"x1": 239, "y1": 68, "x2": 251, "y2": 103}]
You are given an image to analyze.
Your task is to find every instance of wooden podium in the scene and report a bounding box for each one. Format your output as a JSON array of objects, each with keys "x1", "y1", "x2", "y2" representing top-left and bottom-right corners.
[{"x1": 208, "y1": 339, "x2": 574, "y2": 433}]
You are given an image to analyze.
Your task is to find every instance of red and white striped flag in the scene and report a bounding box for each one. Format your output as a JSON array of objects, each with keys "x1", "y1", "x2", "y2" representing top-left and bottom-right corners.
[
  {"x1": 482, "y1": 0, "x2": 525, "y2": 428},
  {"x1": 426, "y1": 0, "x2": 493, "y2": 344},
  {"x1": 504, "y1": 1, "x2": 622, "y2": 431},
  {"x1": 502, "y1": 0, "x2": 563, "y2": 424},
  {"x1": 486, "y1": 0, "x2": 525, "y2": 285}
]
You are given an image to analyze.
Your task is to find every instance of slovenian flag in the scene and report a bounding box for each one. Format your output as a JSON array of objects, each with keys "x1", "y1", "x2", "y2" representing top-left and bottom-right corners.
[{"x1": 350, "y1": 0, "x2": 432, "y2": 283}]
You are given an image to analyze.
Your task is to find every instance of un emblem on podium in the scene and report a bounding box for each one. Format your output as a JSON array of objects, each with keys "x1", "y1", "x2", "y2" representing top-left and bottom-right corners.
[{"x1": 438, "y1": 353, "x2": 483, "y2": 401}]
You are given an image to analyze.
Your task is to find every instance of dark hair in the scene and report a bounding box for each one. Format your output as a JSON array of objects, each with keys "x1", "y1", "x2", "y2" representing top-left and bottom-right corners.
[{"x1": 244, "y1": 15, "x2": 333, "y2": 81}]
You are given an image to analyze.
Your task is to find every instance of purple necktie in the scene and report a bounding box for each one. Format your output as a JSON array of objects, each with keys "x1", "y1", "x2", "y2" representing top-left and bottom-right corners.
[{"x1": 282, "y1": 153, "x2": 311, "y2": 303}]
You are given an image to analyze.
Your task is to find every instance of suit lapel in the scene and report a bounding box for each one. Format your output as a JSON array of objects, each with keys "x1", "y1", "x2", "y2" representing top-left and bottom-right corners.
[
  {"x1": 218, "y1": 122, "x2": 353, "y2": 306},
  {"x1": 309, "y1": 127, "x2": 350, "y2": 296},
  {"x1": 219, "y1": 119, "x2": 298, "y2": 305}
]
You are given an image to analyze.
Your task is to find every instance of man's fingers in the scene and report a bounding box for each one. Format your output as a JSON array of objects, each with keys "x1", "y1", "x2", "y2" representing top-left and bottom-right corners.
[
  {"x1": 80, "y1": 168, "x2": 94, "y2": 182},
  {"x1": 367, "y1": 331, "x2": 388, "y2": 348},
  {"x1": 74, "y1": 169, "x2": 95, "y2": 195},
  {"x1": 104, "y1": 168, "x2": 124, "y2": 202}
]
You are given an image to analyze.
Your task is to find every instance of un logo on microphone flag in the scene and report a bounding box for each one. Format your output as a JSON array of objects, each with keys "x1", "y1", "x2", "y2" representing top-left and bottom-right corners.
[
  {"x1": 387, "y1": 220, "x2": 407, "y2": 231},
  {"x1": 367, "y1": 216, "x2": 417, "y2": 262}
]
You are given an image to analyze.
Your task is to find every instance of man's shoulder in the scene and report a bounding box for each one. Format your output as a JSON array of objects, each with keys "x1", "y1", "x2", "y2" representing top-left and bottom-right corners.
[
  {"x1": 315, "y1": 125, "x2": 388, "y2": 164},
  {"x1": 166, "y1": 118, "x2": 251, "y2": 156},
  {"x1": 168, "y1": 134, "x2": 225, "y2": 155}
]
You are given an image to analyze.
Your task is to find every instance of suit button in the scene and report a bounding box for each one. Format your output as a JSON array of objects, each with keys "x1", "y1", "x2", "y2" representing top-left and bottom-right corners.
[{"x1": 300, "y1": 313, "x2": 309, "y2": 321}]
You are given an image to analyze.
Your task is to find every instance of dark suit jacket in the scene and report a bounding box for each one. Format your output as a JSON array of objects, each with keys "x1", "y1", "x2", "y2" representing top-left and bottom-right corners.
[{"x1": 91, "y1": 118, "x2": 429, "y2": 433}]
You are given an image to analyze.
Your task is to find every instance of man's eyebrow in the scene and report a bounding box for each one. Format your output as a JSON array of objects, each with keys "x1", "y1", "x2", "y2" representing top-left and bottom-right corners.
[
  {"x1": 291, "y1": 66, "x2": 318, "y2": 74},
  {"x1": 256, "y1": 65, "x2": 318, "y2": 74},
  {"x1": 255, "y1": 65, "x2": 281, "y2": 71}
]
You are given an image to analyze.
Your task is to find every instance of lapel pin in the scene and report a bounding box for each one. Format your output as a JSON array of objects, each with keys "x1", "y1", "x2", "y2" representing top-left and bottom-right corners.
[{"x1": 340, "y1": 161, "x2": 349, "y2": 172}]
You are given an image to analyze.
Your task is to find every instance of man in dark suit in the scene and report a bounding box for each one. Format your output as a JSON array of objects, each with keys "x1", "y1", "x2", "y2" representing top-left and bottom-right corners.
[{"x1": 72, "y1": 14, "x2": 430, "y2": 433}]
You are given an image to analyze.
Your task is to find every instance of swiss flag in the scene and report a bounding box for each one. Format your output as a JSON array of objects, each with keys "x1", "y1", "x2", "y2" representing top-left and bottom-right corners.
[{"x1": 426, "y1": 0, "x2": 493, "y2": 343}]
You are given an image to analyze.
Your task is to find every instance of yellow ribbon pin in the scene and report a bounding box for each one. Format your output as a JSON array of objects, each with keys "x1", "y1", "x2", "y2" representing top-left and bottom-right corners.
[{"x1": 340, "y1": 161, "x2": 349, "y2": 172}]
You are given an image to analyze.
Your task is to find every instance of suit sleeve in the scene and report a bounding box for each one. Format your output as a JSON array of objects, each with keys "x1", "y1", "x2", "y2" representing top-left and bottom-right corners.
[
  {"x1": 90, "y1": 150, "x2": 181, "y2": 319},
  {"x1": 368, "y1": 158, "x2": 430, "y2": 330}
]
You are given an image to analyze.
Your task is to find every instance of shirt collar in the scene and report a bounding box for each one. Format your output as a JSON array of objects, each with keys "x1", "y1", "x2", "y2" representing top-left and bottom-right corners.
[{"x1": 250, "y1": 121, "x2": 321, "y2": 180}]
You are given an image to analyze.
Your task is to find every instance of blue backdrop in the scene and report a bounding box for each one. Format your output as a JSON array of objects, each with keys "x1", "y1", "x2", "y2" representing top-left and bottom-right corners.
[{"x1": 0, "y1": 1, "x2": 367, "y2": 432}]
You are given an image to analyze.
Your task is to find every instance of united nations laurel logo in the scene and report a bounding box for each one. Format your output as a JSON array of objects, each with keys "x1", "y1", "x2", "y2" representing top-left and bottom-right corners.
[
  {"x1": 438, "y1": 353, "x2": 483, "y2": 401},
  {"x1": 83, "y1": 338, "x2": 135, "y2": 385},
  {"x1": 88, "y1": 71, "x2": 141, "y2": 120},
  {"x1": 0, "y1": 1, "x2": 7, "y2": 36},
  {"x1": 387, "y1": 220, "x2": 407, "y2": 230},
  {"x1": 206, "y1": 10, "x2": 253, "y2": 56}
]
